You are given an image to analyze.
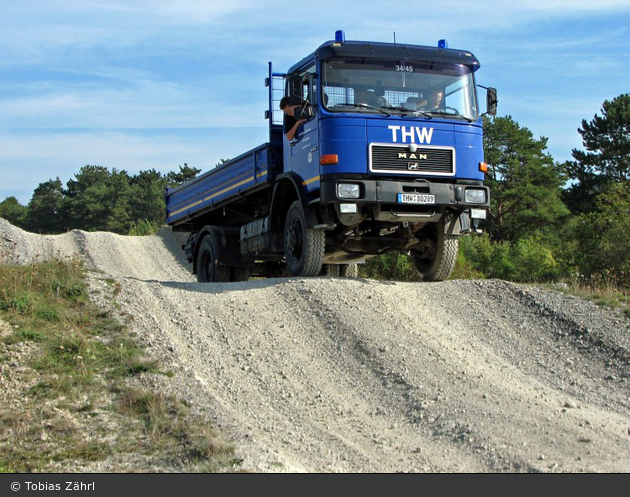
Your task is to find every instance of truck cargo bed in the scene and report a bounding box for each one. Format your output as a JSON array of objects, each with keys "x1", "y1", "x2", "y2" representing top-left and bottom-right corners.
[{"x1": 165, "y1": 143, "x2": 279, "y2": 229}]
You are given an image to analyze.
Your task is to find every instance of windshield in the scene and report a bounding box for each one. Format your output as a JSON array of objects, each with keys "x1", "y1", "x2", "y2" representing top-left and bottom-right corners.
[{"x1": 322, "y1": 58, "x2": 478, "y2": 121}]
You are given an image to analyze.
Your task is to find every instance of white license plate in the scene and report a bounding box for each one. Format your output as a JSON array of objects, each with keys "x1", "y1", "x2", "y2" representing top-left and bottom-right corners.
[{"x1": 397, "y1": 193, "x2": 435, "y2": 204}]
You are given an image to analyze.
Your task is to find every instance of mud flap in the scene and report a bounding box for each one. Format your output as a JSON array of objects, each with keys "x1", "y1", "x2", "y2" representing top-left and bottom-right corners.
[{"x1": 443, "y1": 211, "x2": 472, "y2": 235}]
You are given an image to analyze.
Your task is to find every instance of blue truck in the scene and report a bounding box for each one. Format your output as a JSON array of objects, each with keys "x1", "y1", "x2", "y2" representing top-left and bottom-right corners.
[{"x1": 165, "y1": 31, "x2": 497, "y2": 282}]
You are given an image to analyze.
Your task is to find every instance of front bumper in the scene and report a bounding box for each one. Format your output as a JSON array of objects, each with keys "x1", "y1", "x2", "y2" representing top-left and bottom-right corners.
[
  {"x1": 320, "y1": 178, "x2": 489, "y2": 206},
  {"x1": 319, "y1": 178, "x2": 489, "y2": 224}
]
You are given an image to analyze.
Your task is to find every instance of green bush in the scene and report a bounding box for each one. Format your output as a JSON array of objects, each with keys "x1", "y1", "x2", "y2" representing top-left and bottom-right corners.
[
  {"x1": 511, "y1": 238, "x2": 561, "y2": 282},
  {"x1": 359, "y1": 252, "x2": 420, "y2": 281},
  {"x1": 451, "y1": 244, "x2": 484, "y2": 280},
  {"x1": 458, "y1": 235, "x2": 562, "y2": 283},
  {"x1": 570, "y1": 183, "x2": 630, "y2": 288},
  {"x1": 128, "y1": 219, "x2": 162, "y2": 236},
  {"x1": 355, "y1": 235, "x2": 566, "y2": 284}
]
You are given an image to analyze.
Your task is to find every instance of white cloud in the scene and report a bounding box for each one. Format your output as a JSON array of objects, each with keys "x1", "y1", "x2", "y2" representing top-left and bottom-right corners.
[{"x1": 0, "y1": 86, "x2": 265, "y2": 130}]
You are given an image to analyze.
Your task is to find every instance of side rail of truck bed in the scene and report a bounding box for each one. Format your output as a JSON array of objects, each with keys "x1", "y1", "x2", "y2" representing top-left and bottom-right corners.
[{"x1": 165, "y1": 143, "x2": 277, "y2": 228}]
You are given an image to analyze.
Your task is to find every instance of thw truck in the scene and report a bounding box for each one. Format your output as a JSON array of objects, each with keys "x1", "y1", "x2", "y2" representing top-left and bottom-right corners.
[{"x1": 165, "y1": 31, "x2": 497, "y2": 282}]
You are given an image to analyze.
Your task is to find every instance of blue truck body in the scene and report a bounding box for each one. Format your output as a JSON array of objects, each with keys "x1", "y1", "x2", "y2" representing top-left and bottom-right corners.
[
  {"x1": 166, "y1": 144, "x2": 276, "y2": 227},
  {"x1": 165, "y1": 32, "x2": 496, "y2": 282}
]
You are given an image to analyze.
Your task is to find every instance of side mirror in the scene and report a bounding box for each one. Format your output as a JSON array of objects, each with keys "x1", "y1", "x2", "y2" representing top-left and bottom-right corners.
[
  {"x1": 486, "y1": 87, "x2": 498, "y2": 116},
  {"x1": 294, "y1": 104, "x2": 314, "y2": 120}
]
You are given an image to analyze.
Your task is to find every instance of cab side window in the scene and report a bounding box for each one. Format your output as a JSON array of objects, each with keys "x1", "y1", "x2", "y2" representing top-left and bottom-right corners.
[
  {"x1": 291, "y1": 64, "x2": 316, "y2": 107},
  {"x1": 302, "y1": 74, "x2": 317, "y2": 106}
]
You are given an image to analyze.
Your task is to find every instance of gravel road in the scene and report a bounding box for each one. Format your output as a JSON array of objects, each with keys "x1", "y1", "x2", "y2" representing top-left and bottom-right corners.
[{"x1": 2, "y1": 218, "x2": 630, "y2": 472}]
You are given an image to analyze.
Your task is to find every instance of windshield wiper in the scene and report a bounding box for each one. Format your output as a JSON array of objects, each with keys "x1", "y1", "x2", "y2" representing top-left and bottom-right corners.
[
  {"x1": 332, "y1": 102, "x2": 391, "y2": 116},
  {"x1": 382, "y1": 106, "x2": 433, "y2": 119},
  {"x1": 427, "y1": 109, "x2": 474, "y2": 122}
]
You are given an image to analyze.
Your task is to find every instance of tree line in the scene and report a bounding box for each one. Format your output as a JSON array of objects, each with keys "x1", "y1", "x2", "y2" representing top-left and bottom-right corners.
[
  {"x1": 1, "y1": 164, "x2": 202, "y2": 236},
  {"x1": 2, "y1": 94, "x2": 629, "y2": 288},
  {"x1": 468, "y1": 93, "x2": 629, "y2": 288}
]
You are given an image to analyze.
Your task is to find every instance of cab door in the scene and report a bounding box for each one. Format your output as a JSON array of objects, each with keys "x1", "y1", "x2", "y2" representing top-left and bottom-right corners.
[{"x1": 283, "y1": 65, "x2": 320, "y2": 192}]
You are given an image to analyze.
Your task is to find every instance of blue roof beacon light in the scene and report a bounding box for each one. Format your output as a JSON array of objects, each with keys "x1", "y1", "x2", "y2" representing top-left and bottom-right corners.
[
  {"x1": 438, "y1": 39, "x2": 448, "y2": 49},
  {"x1": 335, "y1": 30, "x2": 345, "y2": 44}
]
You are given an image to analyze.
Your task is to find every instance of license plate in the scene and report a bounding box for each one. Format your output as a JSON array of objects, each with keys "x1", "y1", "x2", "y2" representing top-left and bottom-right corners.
[{"x1": 397, "y1": 193, "x2": 435, "y2": 204}]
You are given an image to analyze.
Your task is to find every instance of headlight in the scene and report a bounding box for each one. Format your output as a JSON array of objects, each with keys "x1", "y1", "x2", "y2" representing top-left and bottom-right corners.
[
  {"x1": 465, "y1": 189, "x2": 486, "y2": 204},
  {"x1": 337, "y1": 183, "x2": 360, "y2": 199}
]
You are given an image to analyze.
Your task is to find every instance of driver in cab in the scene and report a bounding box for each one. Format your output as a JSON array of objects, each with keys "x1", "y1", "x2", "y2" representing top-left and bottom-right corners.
[
  {"x1": 280, "y1": 97, "x2": 308, "y2": 141},
  {"x1": 405, "y1": 88, "x2": 444, "y2": 111}
]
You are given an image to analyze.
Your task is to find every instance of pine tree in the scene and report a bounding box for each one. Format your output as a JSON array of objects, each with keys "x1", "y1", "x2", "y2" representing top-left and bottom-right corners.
[
  {"x1": 166, "y1": 164, "x2": 201, "y2": 187},
  {"x1": 0, "y1": 197, "x2": 27, "y2": 228},
  {"x1": 482, "y1": 116, "x2": 569, "y2": 243},
  {"x1": 564, "y1": 93, "x2": 630, "y2": 214},
  {"x1": 129, "y1": 169, "x2": 167, "y2": 227},
  {"x1": 25, "y1": 178, "x2": 64, "y2": 233},
  {"x1": 62, "y1": 165, "x2": 133, "y2": 233}
]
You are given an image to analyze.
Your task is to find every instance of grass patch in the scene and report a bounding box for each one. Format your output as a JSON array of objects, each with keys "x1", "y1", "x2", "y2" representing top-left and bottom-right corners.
[
  {"x1": 117, "y1": 389, "x2": 236, "y2": 471},
  {"x1": 543, "y1": 279, "x2": 630, "y2": 318},
  {"x1": 2, "y1": 327, "x2": 46, "y2": 344},
  {"x1": 0, "y1": 258, "x2": 237, "y2": 473}
]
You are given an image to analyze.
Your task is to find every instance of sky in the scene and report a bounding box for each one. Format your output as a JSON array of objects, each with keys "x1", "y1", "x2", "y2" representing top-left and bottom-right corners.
[{"x1": 1, "y1": 0, "x2": 629, "y2": 205}]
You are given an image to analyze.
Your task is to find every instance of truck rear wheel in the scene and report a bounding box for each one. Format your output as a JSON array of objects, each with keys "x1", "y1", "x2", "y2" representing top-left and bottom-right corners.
[
  {"x1": 322, "y1": 264, "x2": 340, "y2": 277},
  {"x1": 339, "y1": 264, "x2": 359, "y2": 278},
  {"x1": 196, "y1": 235, "x2": 231, "y2": 283},
  {"x1": 411, "y1": 225, "x2": 459, "y2": 282},
  {"x1": 284, "y1": 201, "x2": 325, "y2": 277}
]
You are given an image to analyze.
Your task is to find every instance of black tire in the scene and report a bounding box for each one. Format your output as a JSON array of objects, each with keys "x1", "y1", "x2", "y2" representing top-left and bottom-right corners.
[
  {"x1": 411, "y1": 225, "x2": 459, "y2": 282},
  {"x1": 322, "y1": 264, "x2": 340, "y2": 277},
  {"x1": 196, "y1": 235, "x2": 231, "y2": 283},
  {"x1": 231, "y1": 267, "x2": 250, "y2": 282},
  {"x1": 339, "y1": 264, "x2": 359, "y2": 278},
  {"x1": 284, "y1": 201, "x2": 325, "y2": 277}
]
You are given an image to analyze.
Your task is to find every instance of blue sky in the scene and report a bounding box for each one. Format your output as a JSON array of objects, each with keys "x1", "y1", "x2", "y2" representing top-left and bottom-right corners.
[{"x1": 1, "y1": 0, "x2": 629, "y2": 204}]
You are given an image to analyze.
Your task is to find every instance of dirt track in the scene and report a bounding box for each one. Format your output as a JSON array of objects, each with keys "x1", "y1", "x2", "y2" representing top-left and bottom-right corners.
[{"x1": 2, "y1": 219, "x2": 630, "y2": 472}]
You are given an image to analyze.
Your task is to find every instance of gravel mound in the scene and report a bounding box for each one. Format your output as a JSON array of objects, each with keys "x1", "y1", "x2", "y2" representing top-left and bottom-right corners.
[{"x1": 2, "y1": 218, "x2": 629, "y2": 472}]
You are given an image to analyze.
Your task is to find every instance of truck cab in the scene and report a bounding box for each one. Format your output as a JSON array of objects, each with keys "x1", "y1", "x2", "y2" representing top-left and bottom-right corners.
[{"x1": 270, "y1": 33, "x2": 495, "y2": 279}]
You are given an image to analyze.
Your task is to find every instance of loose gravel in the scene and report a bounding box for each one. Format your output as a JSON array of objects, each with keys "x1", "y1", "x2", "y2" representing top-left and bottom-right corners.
[{"x1": 2, "y1": 218, "x2": 629, "y2": 472}]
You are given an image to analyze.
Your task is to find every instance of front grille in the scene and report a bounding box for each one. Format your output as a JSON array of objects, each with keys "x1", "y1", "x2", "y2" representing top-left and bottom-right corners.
[{"x1": 370, "y1": 144, "x2": 455, "y2": 175}]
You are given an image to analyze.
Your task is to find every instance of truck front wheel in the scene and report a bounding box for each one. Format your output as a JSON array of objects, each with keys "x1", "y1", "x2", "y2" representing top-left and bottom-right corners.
[
  {"x1": 196, "y1": 235, "x2": 231, "y2": 283},
  {"x1": 411, "y1": 225, "x2": 459, "y2": 282},
  {"x1": 284, "y1": 201, "x2": 325, "y2": 277}
]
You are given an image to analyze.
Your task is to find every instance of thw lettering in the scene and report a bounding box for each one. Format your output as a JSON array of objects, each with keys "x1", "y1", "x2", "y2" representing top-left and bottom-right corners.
[{"x1": 388, "y1": 126, "x2": 434, "y2": 144}]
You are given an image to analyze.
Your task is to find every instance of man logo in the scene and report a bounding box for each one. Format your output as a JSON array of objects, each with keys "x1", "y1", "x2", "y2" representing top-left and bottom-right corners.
[
  {"x1": 408, "y1": 163, "x2": 422, "y2": 170},
  {"x1": 399, "y1": 153, "x2": 428, "y2": 160}
]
